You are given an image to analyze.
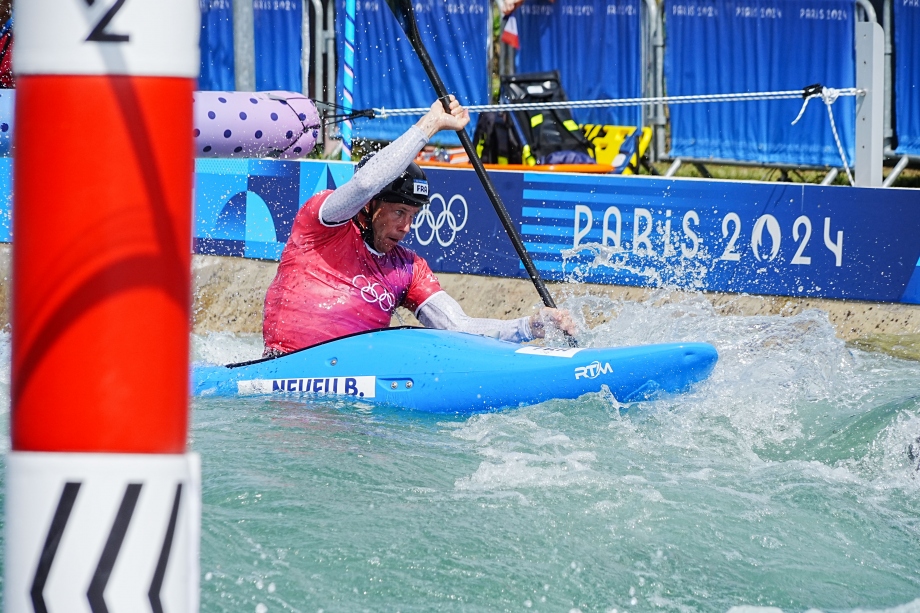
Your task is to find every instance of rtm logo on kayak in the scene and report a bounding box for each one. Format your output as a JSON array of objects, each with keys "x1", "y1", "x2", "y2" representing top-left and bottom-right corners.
[
  {"x1": 237, "y1": 376, "x2": 376, "y2": 398},
  {"x1": 574, "y1": 361, "x2": 613, "y2": 379}
]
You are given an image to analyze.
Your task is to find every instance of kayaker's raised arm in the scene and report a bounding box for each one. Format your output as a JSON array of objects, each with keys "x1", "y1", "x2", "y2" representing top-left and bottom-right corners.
[
  {"x1": 320, "y1": 97, "x2": 469, "y2": 225},
  {"x1": 319, "y1": 127, "x2": 427, "y2": 225}
]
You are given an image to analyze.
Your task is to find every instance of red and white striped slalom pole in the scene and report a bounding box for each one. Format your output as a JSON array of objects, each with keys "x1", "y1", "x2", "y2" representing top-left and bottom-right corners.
[{"x1": 5, "y1": 2, "x2": 201, "y2": 612}]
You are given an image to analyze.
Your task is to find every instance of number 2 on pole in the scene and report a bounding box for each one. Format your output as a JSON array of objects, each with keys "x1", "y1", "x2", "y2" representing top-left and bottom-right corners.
[{"x1": 85, "y1": 0, "x2": 130, "y2": 43}]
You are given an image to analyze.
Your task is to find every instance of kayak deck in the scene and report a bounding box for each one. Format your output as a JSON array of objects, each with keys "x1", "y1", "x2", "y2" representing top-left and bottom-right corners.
[{"x1": 193, "y1": 328, "x2": 719, "y2": 414}]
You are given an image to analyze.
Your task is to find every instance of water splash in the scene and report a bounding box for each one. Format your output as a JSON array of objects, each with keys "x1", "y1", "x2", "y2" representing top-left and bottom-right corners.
[
  {"x1": 192, "y1": 331, "x2": 264, "y2": 366},
  {"x1": 560, "y1": 239, "x2": 716, "y2": 291}
]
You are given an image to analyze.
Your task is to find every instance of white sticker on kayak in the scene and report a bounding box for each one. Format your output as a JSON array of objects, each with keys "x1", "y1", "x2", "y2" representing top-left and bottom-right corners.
[
  {"x1": 515, "y1": 346, "x2": 583, "y2": 358},
  {"x1": 238, "y1": 376, "x2": 376, "y2": 399}
]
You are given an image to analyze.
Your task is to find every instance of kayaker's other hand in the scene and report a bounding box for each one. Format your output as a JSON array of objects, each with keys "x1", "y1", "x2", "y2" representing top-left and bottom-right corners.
[
  {"x1": 417, "y1": 95, "x2": 470, "y2": 138},
  {"x1": 530, "y1": 308, "x2": 576, "y2": 339}
]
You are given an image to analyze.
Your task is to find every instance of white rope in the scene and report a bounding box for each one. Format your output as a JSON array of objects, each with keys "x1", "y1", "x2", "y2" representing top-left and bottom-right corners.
[
  {"x1": 371, "y1": 88, "x2": 862, "y2": 118},
  {"x1": 368, "y1": 85, "x2": 862, "y2": 185},
  {"x1": 791, "y1": 86, "x2": 857, "y2": 185}
]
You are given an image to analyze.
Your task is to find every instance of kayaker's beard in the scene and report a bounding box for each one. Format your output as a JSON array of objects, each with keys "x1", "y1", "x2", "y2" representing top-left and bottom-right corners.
[{"x1": 353, "y1": 201, "x2": 378, "y2": 249}]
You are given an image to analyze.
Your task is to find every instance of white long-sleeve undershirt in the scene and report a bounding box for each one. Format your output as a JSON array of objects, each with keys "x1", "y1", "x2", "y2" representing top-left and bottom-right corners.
[
  {"x1": 319, "y1": 126, "x2": 429, "y2": 225},
  {"x1": 416, "y1": 291, "x2": 535, "y2": 343}
]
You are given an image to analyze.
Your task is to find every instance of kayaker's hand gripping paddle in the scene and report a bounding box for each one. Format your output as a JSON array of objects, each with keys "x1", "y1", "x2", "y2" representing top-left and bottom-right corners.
[{"x1": 384, "y1": 0, "x2": 557, "y2": 310}]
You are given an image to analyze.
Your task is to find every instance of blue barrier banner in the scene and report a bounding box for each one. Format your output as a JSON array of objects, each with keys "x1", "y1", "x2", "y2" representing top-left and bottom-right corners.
[
  {"x1": 254, "y1": 0, "x2": 303, "y2": 93},
  {"x1": 334, "y1": 0, "x2": 490, "y2": 144},
  {"x1": 515, "y1": 0, "x2": 643, "y2": 127},
  {"x1": 894, "y1": 0, "x2": 920, "y2": 155},
  {"x1": 199, "y1": 0, "x2": 236, "y2": 90},
  {"x1": 497, "y1": 173, "x2": 919, "y2": 302},
  {"x1": 902, "y1": 266, "x2": 920, "y2": 304},
  {"x1": 1, "y1": 155, "x2": 915, "y2": 302},
  {"x1": 664, "y1": 0, "x2": 856, "y2": 166},
  {"x1": 191, "y1": 159, "x2": 920, "y2": 303},
  {"x1": 194, "y1": 158, "x2": 355, "y2": 260}
]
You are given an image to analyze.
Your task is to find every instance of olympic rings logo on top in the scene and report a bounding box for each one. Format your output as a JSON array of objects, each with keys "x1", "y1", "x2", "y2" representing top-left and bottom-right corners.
[
  {"x1": 412, "y1": 193, "x2": 468, "y2": 247},
  {"x1": 352, "y1": 275, "x2": 396, "y2": 311}
]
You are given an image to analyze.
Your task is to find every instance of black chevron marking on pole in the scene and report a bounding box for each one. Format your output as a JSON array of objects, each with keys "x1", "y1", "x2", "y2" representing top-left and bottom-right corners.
[
  {"x1": 148, "y1": 483, "x2": 183, "y2": 613},
  {"x1": 87, "y1": 483, "x2": 143, "y2": 613},
  {"x1": 31, "y1": 481, "x2": 82, "y2": 613}
]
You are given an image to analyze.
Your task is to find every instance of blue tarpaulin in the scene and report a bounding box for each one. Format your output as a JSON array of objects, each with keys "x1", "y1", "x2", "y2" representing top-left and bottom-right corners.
[
  {"x1": 894, "y1": 0, "x2": 920, "y2": 155},
  {"x1": 664, "y1": 0, "x2": 855, "y2": 166},
  {"x1": 199, "y1": 0, "x2": 236, "y2": 90},
  {"x1": 255, "y1": 0, "x2": 303, "y2": 93},
  {"x1": 515, "y1": 0, "x2": 643, "y2": 127},
  {"x1": 334, "y1": 0, "x2": 490, "y2": 144}
]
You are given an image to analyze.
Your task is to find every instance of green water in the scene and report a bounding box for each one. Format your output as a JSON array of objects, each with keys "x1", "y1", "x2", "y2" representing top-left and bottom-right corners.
[{"x1": 6, "y1": 295, "x2": 920, "y2": 612}]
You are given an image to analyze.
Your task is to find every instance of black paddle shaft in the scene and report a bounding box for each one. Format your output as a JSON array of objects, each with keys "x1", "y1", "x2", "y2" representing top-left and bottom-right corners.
[{"x1": 385, "y1": 0, "x2": 557, "y2": 309}]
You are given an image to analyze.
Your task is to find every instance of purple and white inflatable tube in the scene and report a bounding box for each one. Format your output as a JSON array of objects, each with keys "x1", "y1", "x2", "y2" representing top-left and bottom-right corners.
[{"x1": 193, "y1": 91, "x2": 321, "y2": 159}]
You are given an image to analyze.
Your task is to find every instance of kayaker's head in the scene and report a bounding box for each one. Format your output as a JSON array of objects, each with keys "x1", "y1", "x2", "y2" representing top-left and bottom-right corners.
[{"x1": 354, "y1": 155, "x2": 429, "y2": 253}]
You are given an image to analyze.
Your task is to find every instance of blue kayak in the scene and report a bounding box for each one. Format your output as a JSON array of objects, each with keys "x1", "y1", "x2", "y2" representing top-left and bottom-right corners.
[{"x1": 192, "y1": 327, "x2": 718, "y2": 414}]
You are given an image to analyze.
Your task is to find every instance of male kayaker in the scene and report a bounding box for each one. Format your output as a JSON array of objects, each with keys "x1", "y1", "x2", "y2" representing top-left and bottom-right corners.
[{"x1": 262, "y1": 96, "x2": 575, "y2": 356}]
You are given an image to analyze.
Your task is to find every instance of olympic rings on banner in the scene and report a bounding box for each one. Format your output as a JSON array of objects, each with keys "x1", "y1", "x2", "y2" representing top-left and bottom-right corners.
[
  {"x1": 412, "y1": 193, "x2": 468, "y2": 247},
  {"x1": 352, "y1": 275, "x2": 396, "y2": 311}
]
